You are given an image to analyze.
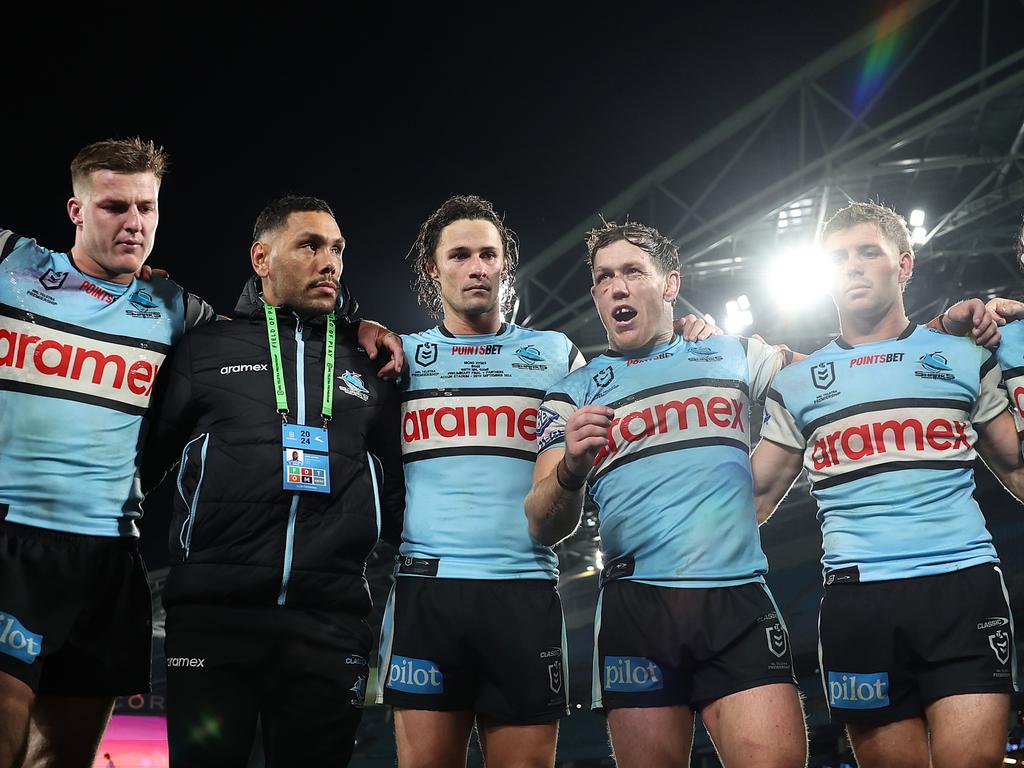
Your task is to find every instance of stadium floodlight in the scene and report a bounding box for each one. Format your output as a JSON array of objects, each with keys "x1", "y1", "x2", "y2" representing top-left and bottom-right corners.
[
  {"x1": 594, "y1": 551, "x2": 604, "y2": 571},
  {"x1": 724, "y1": 295, "x2": 753, "y2": 334},
  {"x1": 909, "y1": 209, "x2": 925, "y2": 227},
  {"x1": 912, "y1": 226, "x2": 928, "y2": 245},
  {"x1": 768, "y1": 245, "x2": 832, "y2": 310}
]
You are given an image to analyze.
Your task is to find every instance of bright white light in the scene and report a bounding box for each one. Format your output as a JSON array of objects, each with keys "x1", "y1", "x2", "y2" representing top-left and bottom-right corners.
[
  {"x1": 703, "y1": 313, "x2": 716, "y2": 326},
  {"x1": 595, "y1": 551, "x2": 604, "y2": 570},
  {"x1": 768, "y1": 245, "x2": 832, "y2": 311},
  {"x1": 724, "y1": 297, "x2": 753, "y2": 334},
  {"x1": 912, "y1": 226, "x2": 928, "y2": 244},
  {"x1": 585, "y1": 565, "x2": 595, "y2": 573},
  {"x1": 909, "y1": 209, "x2": 925, "y2": 227}
]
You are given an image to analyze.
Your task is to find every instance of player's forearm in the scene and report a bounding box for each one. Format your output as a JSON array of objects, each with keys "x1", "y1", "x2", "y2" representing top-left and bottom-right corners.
[{"x1": 525, "y1": 460, "x2": 587, "y2": 546}]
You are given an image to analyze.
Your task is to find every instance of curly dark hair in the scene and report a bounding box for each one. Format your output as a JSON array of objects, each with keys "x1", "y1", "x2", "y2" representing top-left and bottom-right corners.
[
  {"x1": 409, "y1": 195, "x2": 519, "y2": 317},
  {"x1": 585, "y1": 219, "x2": 680, "y2": 275}
]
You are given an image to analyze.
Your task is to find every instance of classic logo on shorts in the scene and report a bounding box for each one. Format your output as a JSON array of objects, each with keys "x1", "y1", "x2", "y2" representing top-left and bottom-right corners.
[
  {"x1": 0, "y1": 612, "x2": 42, "y2": 664},
  {"x1": 765, "y1": 623, "x2": 787, "y2": 658},
  {"x1": 988, "y1": 630, "x2": 1010, "y2": 665},
  {"x1": 387, "y1": 654, "x2": 444, "y2": 694},
  {"x1": 827, "y1": 671, "x2": 889, "y2": 709},
  {"x1": 604, "y1": 656, "x2": 664, "y2": 692}
]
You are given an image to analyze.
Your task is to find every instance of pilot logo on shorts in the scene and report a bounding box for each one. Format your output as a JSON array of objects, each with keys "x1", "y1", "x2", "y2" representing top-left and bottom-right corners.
[
  {"x1": 387, "y1": 654, "x2": 444, "y2": 694},
  {"x1": 765, "y1": 623, "x2": 787, "y2": 658},
  {"x1": 811, "y1": 361, "x2": 836, "y2": 390},
  {"x1": 988, "y1": 630, "x2": 1010, "y2": 665},
  {"x1": 0, "y1": 612, "x2": 42, "y2": 664},
  {"x1": 827, "y1": 671, "x2": 889, "y2": 709},
  {"x1": 415, "y1": 343, "x2": 438, "y2": 367},
  {"x1": 604, "y1": 656, "x2": 664, "y2": 693}
]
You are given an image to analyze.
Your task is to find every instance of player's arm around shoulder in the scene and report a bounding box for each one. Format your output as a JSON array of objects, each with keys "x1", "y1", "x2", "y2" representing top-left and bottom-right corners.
[
  {"x1": 973, "y1": 343, "x2": 1024, "y2": 502},
  {"x1": 750, "y1": 366, "x2": 808, "y2": 525}
]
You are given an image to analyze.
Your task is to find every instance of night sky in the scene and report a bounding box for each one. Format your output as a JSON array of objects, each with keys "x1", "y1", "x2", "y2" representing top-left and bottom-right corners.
[{"x1": 2, "y1": 4, "x2": 878, "y2": 333}]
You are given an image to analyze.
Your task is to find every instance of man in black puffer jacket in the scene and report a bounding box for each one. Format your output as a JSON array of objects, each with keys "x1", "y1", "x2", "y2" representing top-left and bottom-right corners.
[{"x1": 142, "y1": 195, "x2": 404, "y2": 767}]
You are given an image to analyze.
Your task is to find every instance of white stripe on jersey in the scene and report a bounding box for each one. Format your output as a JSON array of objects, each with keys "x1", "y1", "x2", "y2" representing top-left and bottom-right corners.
[
  {"x1": 804, "y1": 404, "x2": 976, "y2": 483},
  {"x1": 0, "y1": 315, "x2": 166, "y2": 409},
  {"x1": 401, "y1": 394, "x2": 539, "y2": 457}
]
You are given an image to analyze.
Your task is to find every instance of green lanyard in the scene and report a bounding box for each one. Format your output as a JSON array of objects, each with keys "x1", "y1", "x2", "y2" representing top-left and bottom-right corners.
[{"x1": 264, "y1": 304, "x2": 335, "y2": 425}]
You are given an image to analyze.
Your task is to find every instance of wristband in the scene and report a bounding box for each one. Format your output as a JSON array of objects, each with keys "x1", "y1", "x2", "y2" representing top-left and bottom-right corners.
[{"x1": 556, "y1": 457, "x2": 588, "y2": 491}]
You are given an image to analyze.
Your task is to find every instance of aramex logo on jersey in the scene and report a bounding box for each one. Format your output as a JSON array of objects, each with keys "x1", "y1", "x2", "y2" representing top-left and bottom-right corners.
[
  {"x1": 810, "y1": 413, "x2": 971, "y2": 471},
  {"x1": 594, "y1": 389, "x2": 746, "y2": 467},
  {"x1": 402, "y1": 398, "x2": 538, "y2": 448},
  {"x1": 0, "y1": 317, "x2": 165, "y2": 410}
]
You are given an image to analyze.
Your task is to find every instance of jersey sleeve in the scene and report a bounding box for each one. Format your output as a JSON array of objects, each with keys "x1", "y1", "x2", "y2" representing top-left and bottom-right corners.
[
  {"x1": 760, "y1": 386, "x2": 806, "y2": 450},
  {"x1": 743, "y1": 335, "x2": 786, "y2": 404},
  {"x1": 566, "y1": 336, "x2": 586, "y2": 373},
  {"x1": 536, "y1": 388, "x2": 580, "y2": 455},
  {"x1": 183, "y1": 291, "x2": 218, "y2": 329},
  {"x1": 971, "y1": 352, "x2": 1009, "y2": 425},
  {"x1": 0, "y1": 229, "x2": 18, "y2": 263}
]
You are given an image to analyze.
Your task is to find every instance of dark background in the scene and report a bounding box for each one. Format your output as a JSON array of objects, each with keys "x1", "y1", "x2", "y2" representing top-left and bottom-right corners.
[{"x1": 5, "y1": 5, "x2": 1023, "y2": 765}]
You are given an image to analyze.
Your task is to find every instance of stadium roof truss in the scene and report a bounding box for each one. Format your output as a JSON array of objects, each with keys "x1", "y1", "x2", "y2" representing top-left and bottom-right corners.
[{"x1": 512, "y1": 0, "x2": 1024, "y2": 353}]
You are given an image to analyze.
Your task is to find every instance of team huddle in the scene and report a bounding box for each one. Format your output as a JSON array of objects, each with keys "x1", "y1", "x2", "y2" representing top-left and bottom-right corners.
[{"x1": 0, "y1": 138, "x2": 1020, "y2": 768}]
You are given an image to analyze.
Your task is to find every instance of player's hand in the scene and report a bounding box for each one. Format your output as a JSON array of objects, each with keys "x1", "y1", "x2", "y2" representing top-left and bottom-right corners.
[
  {"x1": 751, "y1": 333, "x2": 792, "y2": 355},
  {"x1": 357, "y1": 321, "x2": 405, "y2": 379},
  {"x1": 134, "y1": 264, "x2": 169, "y2": 280},
  {"x1": 674, "y1": 313, "x2": 722, "y2": 341},
  {"x1": 564, "y1": 405, "x2": 614, "y2": 477},
  {"x1": 986, "y1": 297, "x2": 1024, "y2": 324},
  {"x1": 943, "y1": 298, "x2": 1001, "y2": 348}
]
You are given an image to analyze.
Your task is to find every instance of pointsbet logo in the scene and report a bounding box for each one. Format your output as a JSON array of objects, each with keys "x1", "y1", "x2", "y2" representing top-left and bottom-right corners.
[
  {"x1": 827, "y1": 671, "x2": 889, "y2": 709},
  {"x1": 387, "y1": 654, "x2": 444, "y2": 694},
  {"x1": 0, "y1": 612, "x2": 42, "y2": 664},
  {"x1": 604, "y1": 656, "x2": 664, "y2": 693}
]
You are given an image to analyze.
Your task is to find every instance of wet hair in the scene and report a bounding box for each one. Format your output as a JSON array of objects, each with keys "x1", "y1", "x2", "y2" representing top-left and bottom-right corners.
[
  {"x1": 585, "y1": 219, "x2": 680, "y2": 275},
  {"x1": 70, "y1": 138, "x2": 168, "y2": 193},
  {"x1": 409, "y1": 194, "x2": 519, "y2": 317},
  {"x1": 253, "y1": 195, "x2": 335, "y2": 242}
]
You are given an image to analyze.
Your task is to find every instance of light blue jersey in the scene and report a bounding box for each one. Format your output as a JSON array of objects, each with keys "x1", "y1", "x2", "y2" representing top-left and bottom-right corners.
[
  {"x1": 0, "y1": 230, "x2": 209, "y2": 536},
  {"x1": 536, "y1": 334, "x2": 783, "y2": 588},
  {"x1": 398, "y1": 323, "x2": 583, "y2": 580},
  {"x1": 761, "y1": 323, "x2": 1005, "y2": 582}
]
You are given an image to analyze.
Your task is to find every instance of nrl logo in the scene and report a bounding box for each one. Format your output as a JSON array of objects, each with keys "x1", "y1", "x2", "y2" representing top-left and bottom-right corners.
[
  {"x1": 811, "y1": 361, "x2": 836, "y2": 390},
  {"x1": 766, "y1": 623, "x2": 788, "y2": 658},
  {"x1": 593, "y1": 366, "x2": 615, "y2": 388},
  {"x1": 415, "y1": 342, "x2": 438, "y2": 367}
]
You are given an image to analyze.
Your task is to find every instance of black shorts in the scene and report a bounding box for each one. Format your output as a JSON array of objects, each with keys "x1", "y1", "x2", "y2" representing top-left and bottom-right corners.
[
  {"x1": 0, "y1": 521, "x2": 152, "y2": 695},
  {"x1": 378, "y1": 578, "x2": 568, "y2": 725},
  {"x1": 819, "y1": 563, "x2": 1018, "y2": 726},
  {"x1": 594, "y1": 580, "x2": 796, "y2": 711},
  {"x1": 165, "y1": 603, "x2": 370, "y2": 766}
]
